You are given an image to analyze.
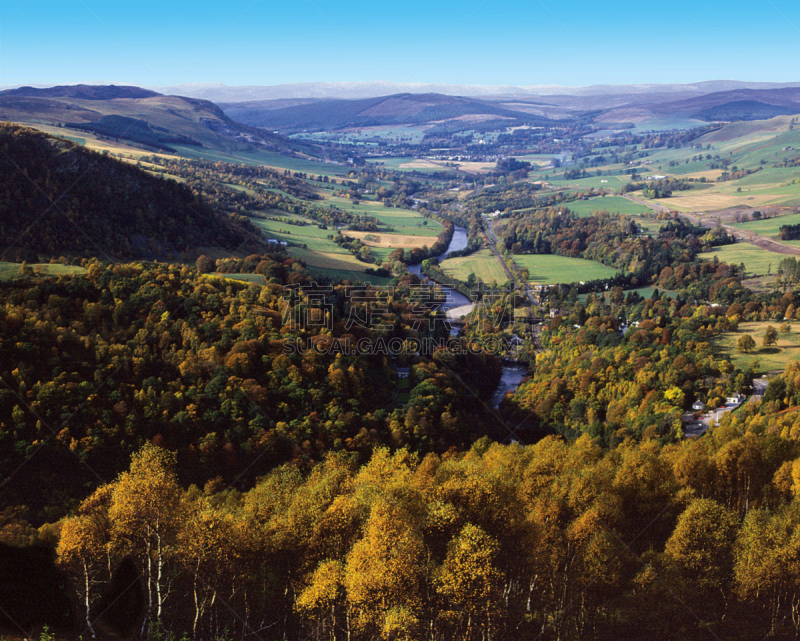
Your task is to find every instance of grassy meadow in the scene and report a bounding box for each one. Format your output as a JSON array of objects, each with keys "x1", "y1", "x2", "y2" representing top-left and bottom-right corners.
[
  {"x1": 698, "y1": 243, "x2": 784, "y2": 277},
  {"x1": 732, "y1": 211, "x2": 800, "y2": 238},
  {"x1": 439, "y1": 250, "x2": 509, "y2": 285},
  {"x1": 252, "y1": 217, "x2": 348, "y2": 254},
  {"x1": 564, "y1": 196, "x2": 652, "y2": 217},
  {"x1": 0, "y1": 262, "x2": 88, "y2": 282},
  {"x1": 714, "y1": 321, "x2": 800, "y2": 372},
  {"x1": 513, "y1": 254, "x2": 621, "y2": 285},
  {"x1": 287, "y1": 248, "x2": 374, "y2": 272},
  {"x1": 307, "y1": 267, "x2": 394, "y2": 286}
]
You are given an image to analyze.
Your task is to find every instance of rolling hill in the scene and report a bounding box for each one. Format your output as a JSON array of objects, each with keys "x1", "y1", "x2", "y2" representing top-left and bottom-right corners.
[
  {"x1": 0, "y1": 85, "x2": 318, "y2": 157},
  {"x1": 594, "y1": 87, "x2": 800, "y2": 123},
  {"x1": 2, "y1": 84, "x2": 160, "y2": 100},
  {"x1": 0, "y1": 123, "x2": 267, "y2": 260},
  {"x1": 164, "y1": 79, "x2": 800, "y2": 102},
  {"x1": 221, "y1": 92, "x2": 559, "y2": 133}
]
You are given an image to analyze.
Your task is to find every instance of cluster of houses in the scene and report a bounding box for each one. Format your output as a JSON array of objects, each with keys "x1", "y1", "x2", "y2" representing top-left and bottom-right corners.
[{"x1": 691, "y1": 392, "x2": 745, "y2": 413}]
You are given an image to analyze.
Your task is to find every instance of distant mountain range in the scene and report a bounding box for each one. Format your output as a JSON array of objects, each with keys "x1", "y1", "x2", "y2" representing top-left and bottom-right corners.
[
  {"x1": 212, "y1": 82, "x2": 800, "y2": 132},
  {"x1": 141, "y1": 80, "x2": 800, "y2": 102},
  {"x1": 0, "y1": 84, "x2": 316, "y2": 156},
  {"x1": 221, "y1": 92, "x2": 558, "y2": 133},
  {"x1": 2, "y1": 80, "x2": 800, "y2": 143}
]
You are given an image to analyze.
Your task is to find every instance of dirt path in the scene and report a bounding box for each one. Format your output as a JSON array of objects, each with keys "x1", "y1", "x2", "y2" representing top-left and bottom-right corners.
[
  {"x1": 624, "y1": 195, "x2": 800, "y2": 257},
  {"x1": 681, "y1": 212, "x2": 800, "y2": 256},
  {"x1": 482, "y1": 219, "x2": 544, "y2": 353},
  {"x1": 622, "y1": 194, "x2": 671, "y2": 215}
]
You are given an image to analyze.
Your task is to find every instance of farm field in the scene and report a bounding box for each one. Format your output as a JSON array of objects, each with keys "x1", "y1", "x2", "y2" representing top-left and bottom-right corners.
[
  {"x1": 544, "y1": 175, "x2": 629, "y2": 190},
  {"x1": 252, "y1": 199, "x2": 441, "y2": 269},
  {"x1": 308, "y1": 267, "x2": 394, "y2": 286},
  {"x1": 0, "y1": 262, "x2": 88, "y2": 281},
  {"x1": 565, "y1": 196, "x2": 652, "y2": 217},
  {"x1": 342, "y1": 230, "x2": 435, "y2": 250},
  {"x1": 732, "y1": 212, "x2": 800, "y2": 237},
  {"x1": 439, "y1": 249, "x2": 509, "y2": 285},
  {"x1": 698, "y1": 243, "x2": 783, "y2": 277},
  {"x1": 630, "y1": 117, "x2": 708, "y2": 133},
  {"x1": 658, "y1": 190, "x2": 781, "y2": 212},
  {"x1": 636, "y1": 218, "x2": 665, "y2": 235},
  {"x1": 513, "y1": 154, "x2": 562, "y2": 169},
  {"x1": 208, "y1": 273, "x2": 267, "y2": 285},
  {"x1": 714, "y1": 321, "x2": 800, "y2": 372},
  {"x1": 173, "y1": 145, "x2": 353, "y2": 178},
  {"x1": 626, "y1": 286, "x2": 676, "y2": 300},
  {"x1": 513, "y1": 254, "x2": 621, "y2": 285},
  {"x1": 370, "y1": 156, "x2": 496, "y2": 175},
  {"x1": 324, "y1": 197, "x2": 443, "y2": 236},
  {"x1": 368, "y1": 157, "x2": 454, "y2": 174},
  {"x1": 288, "y1": 248, "x2": 374, "y2": 272},
  {"x1": 252, "y1": 217, "x2": 347, "y2": 254}
]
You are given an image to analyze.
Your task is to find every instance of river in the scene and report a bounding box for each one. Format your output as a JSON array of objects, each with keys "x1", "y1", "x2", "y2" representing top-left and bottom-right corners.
[
  {"x1": 491, "y1": 365, "x2": 529, "y2": 408},
  {"x1": 406, "y1": 224, "x2": 470, "y2": 310},
  {"x1": 406, "y1": 223, "x2": 529, "y2": 406}
]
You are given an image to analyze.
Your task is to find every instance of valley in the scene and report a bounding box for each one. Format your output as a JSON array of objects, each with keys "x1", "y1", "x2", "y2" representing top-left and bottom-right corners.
[{"x1": 6, "y1": 78, "x2": 800, "y2": 640}]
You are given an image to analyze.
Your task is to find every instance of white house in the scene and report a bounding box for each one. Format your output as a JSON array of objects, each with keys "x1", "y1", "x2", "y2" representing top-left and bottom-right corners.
[{"x1": 726, "y1": 393, "x2": 745, "y2": 405}]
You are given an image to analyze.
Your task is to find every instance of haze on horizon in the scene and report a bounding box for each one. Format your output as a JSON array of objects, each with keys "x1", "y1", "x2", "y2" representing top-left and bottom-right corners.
[{"x1": 1, "y1": 0, "x2": 798, "y2": 90}]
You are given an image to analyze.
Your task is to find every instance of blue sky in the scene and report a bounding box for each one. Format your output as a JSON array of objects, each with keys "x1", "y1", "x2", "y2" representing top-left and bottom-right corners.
[{"x1": 1, "y1": 0, "x2": 799, "y2": 88}]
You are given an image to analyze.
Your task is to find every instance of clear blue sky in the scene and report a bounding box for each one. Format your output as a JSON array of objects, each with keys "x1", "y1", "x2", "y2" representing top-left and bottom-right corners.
[{"x1": 1, "y1": 0, "x2": 799, "y2": 88}]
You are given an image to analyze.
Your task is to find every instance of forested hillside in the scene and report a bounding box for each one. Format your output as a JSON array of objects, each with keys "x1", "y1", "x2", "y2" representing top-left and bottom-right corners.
[
  {"x1": 28, "y1": 428, "x2": 800, "y2": 641},
  {"x1": 7, "y1": 82, "x2": 800, "y2": 641},
  {"x1": 0, "y1": 260, "x2": 501, "y2": 524},
  {"x1": 0, "y1": 124, "x2": 262, "y2": 259}
]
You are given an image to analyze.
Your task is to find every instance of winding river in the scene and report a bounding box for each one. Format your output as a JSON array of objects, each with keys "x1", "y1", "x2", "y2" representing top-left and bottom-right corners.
[
  {"x1": 406, "y1": 224, "x2": 471, "y2": 310},
  {"x1": 406, "y1": 223, "x2": 528, "y2": 407}
]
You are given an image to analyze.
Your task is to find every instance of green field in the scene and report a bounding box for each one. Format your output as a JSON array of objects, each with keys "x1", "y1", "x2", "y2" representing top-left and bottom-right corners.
[
  {"x1": 625, "y1": 286, "x2": 676, "y2": 300},
  {"x1": 513, "y1": 254, "x2": 621, "y2": 285},
  {"x1": 564, "y1": 196, "x2": 652, "y2": 217},
  {"x1": 630, "y1": 118, "x2": 708, "y2": 133},
  {"x1": 544, "y1": 175, "x2": 630, "y2": 190},
  {"x1": 323, "y1": 199, "x2": 443, "y2": 236},
  {"x1": 307, "y1": 267, "x2": 394, "y2": 286},
  {"x1": 440, "y1": 250, "x2": 509, "y2": 285},
  {"x1": 0, "y1": 262, "x2": 87, "y2": 281},
  {"x1": 367, "y1": 157, "x2": 453, "y2": 174},
  {"x1": 252, "y1": 217, "x2": 348, "y2": 254},
  {"x1": 698, "y1": 243, "x2": 783, "y2": 276},
  {"x1": 733, "y1": 212, "x2": 800, "y2": 238},
  {"x1": 251, "y1": 193, "x2": 443, "y2": 276},
  {"x1": 208, "y1": 273, "x2": 267, "y2": 285},
  {"x1": 714, "y1": 321, "x2": 800, "y2": 372},
  {"x1": 636, "y1": 219, "x2": 665, "y2": 235},
  {"x1": 172, "y1": 145, "x2": 353, "y2": 178}
]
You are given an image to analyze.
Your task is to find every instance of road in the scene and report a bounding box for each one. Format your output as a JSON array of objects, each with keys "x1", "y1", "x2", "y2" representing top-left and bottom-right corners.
[
  {"x1": 623, "y1": 194, "x2": 800, "y2": 257},
  {"x1": 623, "y1": 194, "x2": 672, "y2": 216},
  {"x1": 684, "y1": 379, "x2": 769, "y2": 437},
  {"x1": 750, "y1": 378, "x2": 768, "y2": 403},
  {"x1": 481, "y1": 218, "x2": 544, "y2": 353}
]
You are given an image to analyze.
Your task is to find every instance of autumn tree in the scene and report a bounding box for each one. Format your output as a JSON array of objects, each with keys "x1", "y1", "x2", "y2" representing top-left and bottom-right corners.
[
  {"x1": 344, "y1": 500, "x2": 426, "y2": 639},
  {"x1": 108, "y1": 443, "x2": 185, "y2": 628},
  {"x1": 737, "y1": 334, "x2": 756, "y2": 353},
  {"x1": 735, "y1": 506, "x2": 800, "y2": 638},
  {"x1": 436, "y1": 524, "x2": 503, "y2": 641},
  {"x1": 57, "y1": 485, "x2": 115, "y2": 638},
  {"x1": 664, "y1": 498, "x2": 738, "y2": 627}
]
